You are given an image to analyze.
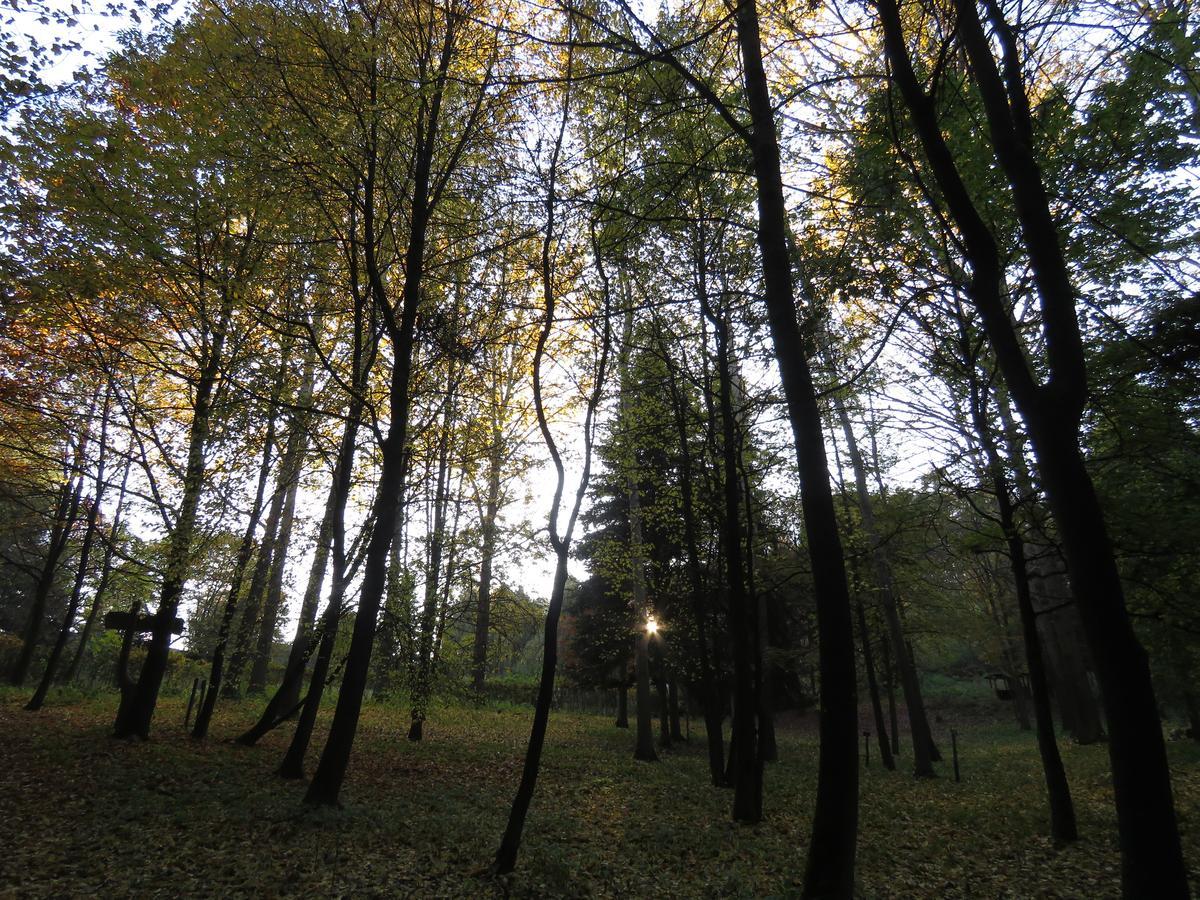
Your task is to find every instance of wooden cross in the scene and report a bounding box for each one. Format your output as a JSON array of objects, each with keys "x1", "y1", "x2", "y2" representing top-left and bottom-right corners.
[
  {"x1": 103, "y1": 609, "x2": 184, "y2": 638},
  {"x1": 103, "y1": 602, "x2": 184, "y2": 690}
]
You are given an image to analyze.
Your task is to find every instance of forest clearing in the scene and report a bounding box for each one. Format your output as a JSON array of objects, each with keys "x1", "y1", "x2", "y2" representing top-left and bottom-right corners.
[
  {"x1": 4, "y1": 687, "x2": 1197, "y2": 898},
  {"x1": 3, "y1": 0, "x2": 1199, "y2": 895}
]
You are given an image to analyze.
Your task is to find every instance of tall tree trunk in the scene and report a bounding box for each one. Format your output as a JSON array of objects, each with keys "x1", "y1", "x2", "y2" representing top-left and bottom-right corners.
[
  {"x1": 733, "y1": 4, "x2": 859, "y2": 890},
  {"x1": 742, "y1": 454, "x2": 777, "y2": 764},
  {"x1": 620, "y1": 304, "x2": 658, "y2": 765},
  {"x1": 663, "y1": 318, "x2": 725, "y2": 783},
  {"x1": 999, "y1": 387, "x2": 1103, "y2": 745},
  {"x1": 471, "y1": 411, "x2": 503, "y2": 694},
  {"x1": 223, "y1": 476, "x2": 284, "y2": 698},
  {"x1": 275, "y1": 476, "x2": 336, "y2": 712},
  {"x1": 831, "y1": 392, "x2": 936, "y2": 776},
  {"x1": 879, "y1": 1, "x2": 1186, "y2": 889},
  {"x1": 409, "y1": 374, "x2": 457, "y2": 741},
  {"x1": 65, "y1": 450, "x2": 132, "y2": 683},
  {"x1": 655, "y1": 670, "x2": 671, "y2": 749},
  {"x1": 11, "y1": 452, "x2": 87, "y2": 686},
  {"x1": 633, "y1": 627, "x2": 657, "y2": 761},
  {"x1": 305, "y1": 18, "x2": 455, "y2": 805},
  {"x1": 278, "y1": 589, "x2": 343, "y2": 778},
  {"x1": 492, "y1": 43, "x2": 609, "y2": 868},
  {"x1": 830, "y1": 417, "x2": 894, "y2": 772},
  {"x1": 705, "y1": 292, "x2": 758, "y2": 818},
  {"x1": 856, "y1": 597, "x2": 895, "y2": 771},
  {"x1": 882, "y1": 638, "x2": 900, "y2": 756},
  {"x1": 193, "y1": 371, "x2": 284, "y2": 738},
  {"x1": 961, "y1": 325, "x2": 1077, "y2": 842},
  {"x1": 114, "y1": 272, "x2": 238, "y2": 740},
  {"x1": 615, "y1": 679, "x2": 629, "y2": 728},
  {"x1": 249, "y1": 338, "x2": 319, "y2": 694},
  {"x1": 28, "y1": 389, "x2": 112, "y2": 710},
  {"x1": 668, "y1": 680, "x2": 683, "y2": 742},
  {"x1": 278, "y1": 292, "x2": 373, "y2": 771}
]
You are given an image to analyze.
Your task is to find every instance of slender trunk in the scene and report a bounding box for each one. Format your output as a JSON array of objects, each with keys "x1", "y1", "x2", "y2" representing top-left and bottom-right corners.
[
  {"x1": 1011, "y1": 531, "x2": 1078, "y2": 841},
  {"x1": 621, "y1": 313, "x2": 658, "y2": 764},
  {"x1": 634, "y1": 628, "x2": 657, "y2": 761},
  {"x1": 66, "y1": 452, "x2": 131, "y2": 683},
  {"x1": 743, "y1": 457, "x2": 777, "y2": 764},
  {"x1": 28, "y1": 393, "x2": 112, "y2": 710},
  {"x1": 831, "y1": 392, "x2": 935, "y2": 776},
  {"x1": 663, "y1": 316, "x2": 725, "y2": 781},
  {"x1": 249, "y1": 341, "x2": 318, "y2": 694},
  {"x1": 279, "y1": 588, "x2": 344, "y2": 778},
  {"x1": 668, "y1": 679, "x2": 683, "y2": 741},
  {"x1": 492, "y1": 40, "x2": 609, "y2": 868},
  {"x1": 717, "y1": 312, "x2": 758, "y2": 817},
  {"x1": 305, "y1": 21, "x2": 455, "y2": 805},
  {"x1": 963, "y1": 337, "x2": 1076, "y2": 841},
  {"x1": 275, "y1": 479, "x2": 336, "y2": 711},
  {"x1": 12, "y1": 469, "x2": 85, "y2": 686},
  {"x1": 193, "y1": 383, "x2": 282, "y2": 738},
  {"x1": 430, "y1": 479, "x2": 464, "y2": 675},
  {"x1": 279, "y1": 298, "x2": 371, "y2": 771},
  {"x1": 114, "y1": 272, "x2": 238, "y2": 739},
  {"x1": 472, "y1": 419, "x2": 503, "y2": 694},
  {"x1": 224, "y1": 483, "x2": 283, "y2": 698},
  {"x1": 409, "y1": 375, "x2": 457, "y2": 742},
  {"x1": 1000, "y1": 394, "x2": 1103, "y2": 745},
  {"x1": 882, "y1": 638, "x2": 900, "y2": 756},
  {"x1": 734, "y1": 3, "x2": 858, "y2": 890},
  {"x1": 856, "y1": 597, "x2": 895, "y2": 771},
  {"x1": 655, "y1": 664, "x2": 672, "y2": 749},
  {"x1": 248, "y1": 467, "x2": 302, "y2": 693}
]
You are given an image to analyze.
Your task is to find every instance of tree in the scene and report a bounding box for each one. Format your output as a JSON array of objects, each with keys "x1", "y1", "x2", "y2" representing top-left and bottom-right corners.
[{"x1": 875, "y1": 0, "x2": 1188, "y2": 889}]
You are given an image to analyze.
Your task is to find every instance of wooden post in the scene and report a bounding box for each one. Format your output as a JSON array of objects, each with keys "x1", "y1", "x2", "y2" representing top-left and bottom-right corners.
[
  {"x1": 184, "y1": 677, "x2": 201, "y2": 727},
  {"x1": 951, "y1": 729, "x2": 960, "y2": 782}
]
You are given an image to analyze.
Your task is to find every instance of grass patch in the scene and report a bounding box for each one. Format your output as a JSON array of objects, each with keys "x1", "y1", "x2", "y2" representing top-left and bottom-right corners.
[{"x1": 1, "y1": 687, "x2": 1197, "y2": 897}]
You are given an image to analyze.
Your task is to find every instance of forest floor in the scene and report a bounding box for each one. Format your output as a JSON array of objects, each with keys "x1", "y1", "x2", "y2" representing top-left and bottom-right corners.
[{"x1": 1, "y1": 687, "x2": 1197, "y2": 898}]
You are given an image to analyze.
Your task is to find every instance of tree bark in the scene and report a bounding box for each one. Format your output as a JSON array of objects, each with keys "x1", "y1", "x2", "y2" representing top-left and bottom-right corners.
[
  {"x1": 275, "y1": 472, "x2": 336, "y2": 712},
  {"x1": 733, "y1": 3, "x2": 859, "y2": 890},
  {"x1": 668, "y1": 679, "x2": 683, "y2": 742},
  {"x1": 702, "y1": 287, "x2": 758, "y2": 819},
  {"x1": 619, "y1": 303, "x2": 659, "y2": 765},
  {"x1": 192, "y1": 373, "x2": 283, "y2": 738},
  {"x1": 492, "y1": 44, "x2": 609, "y2": 868},
  {"x1": 662, "y1": 300, "x2": 725, "y2": 783},
  {"x1": 278, "y1": 286, "x2": 373, "y2": 772},
  {"x1": 223, "y1": 476, "x2": 283, "y2": 698},
  {"x1": 882, "y1": 638, "x2": 900, "y2": 756},
  {"x1": 961, "y1": 324, "x2": 1077, "y2": 841}
]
